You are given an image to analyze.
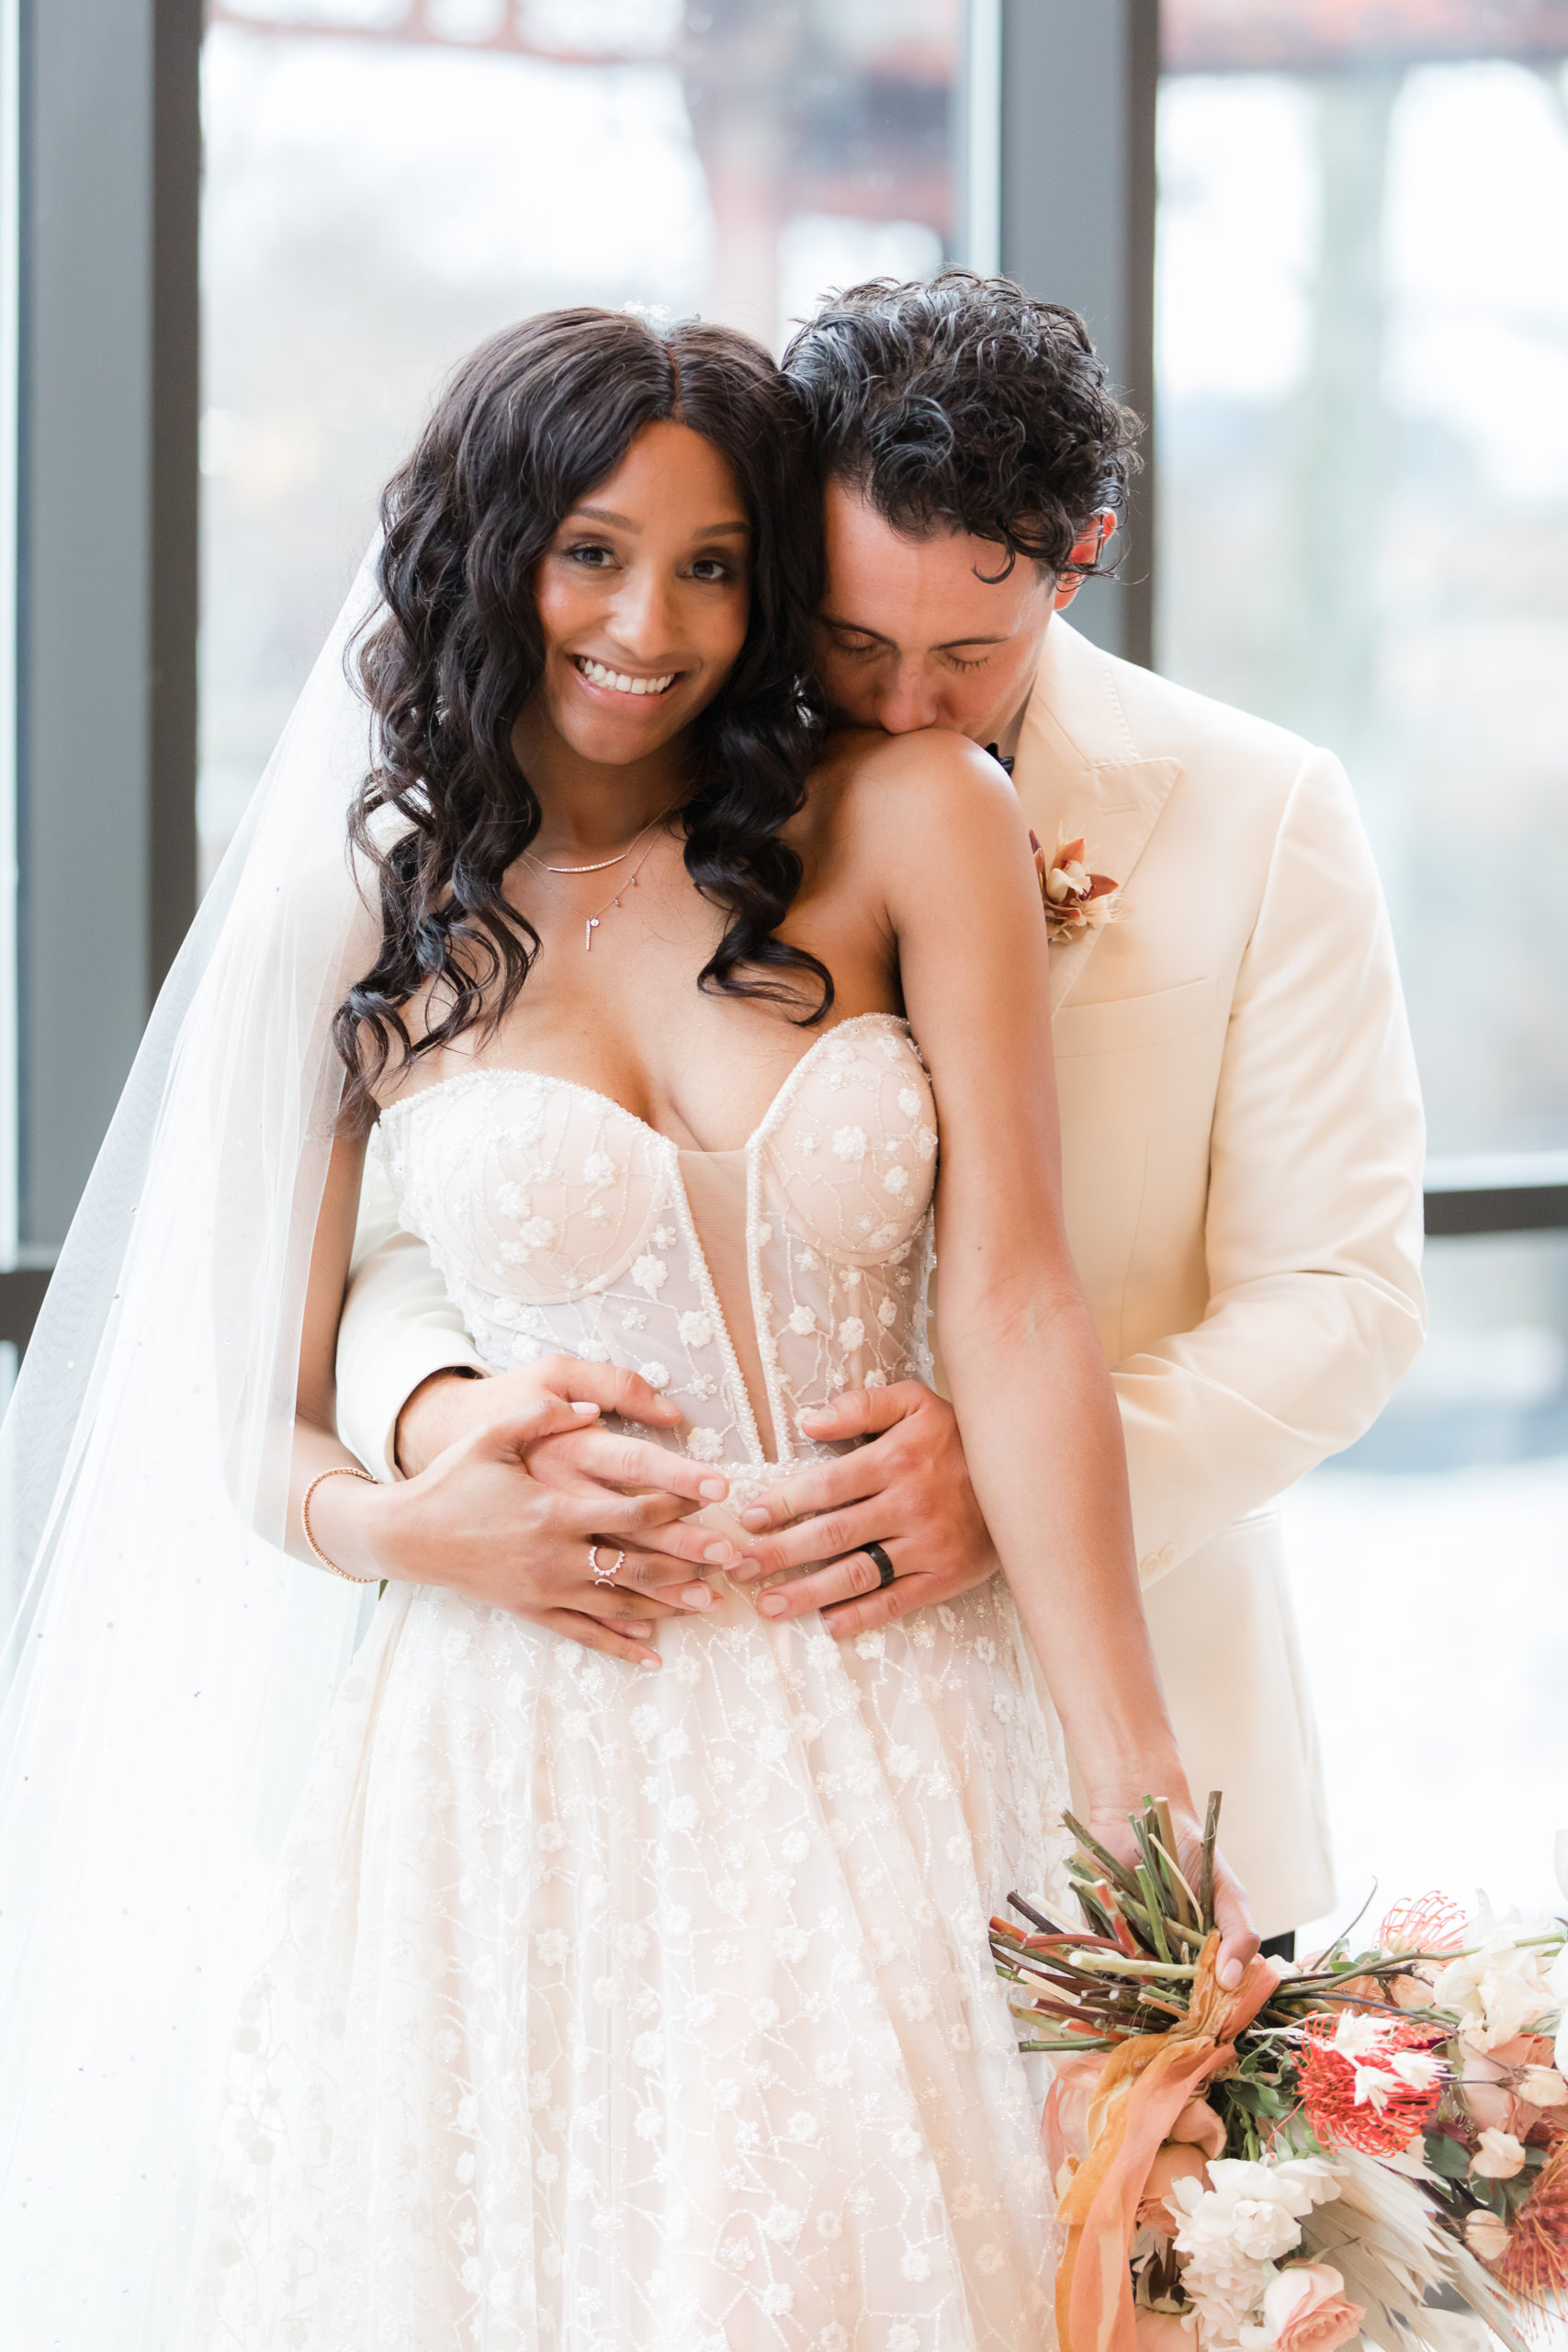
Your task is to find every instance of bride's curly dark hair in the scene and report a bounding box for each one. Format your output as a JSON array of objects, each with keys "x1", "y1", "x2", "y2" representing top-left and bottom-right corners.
[{"x1": 333, "y1": 307, "x2": 830, "y2": 1112}]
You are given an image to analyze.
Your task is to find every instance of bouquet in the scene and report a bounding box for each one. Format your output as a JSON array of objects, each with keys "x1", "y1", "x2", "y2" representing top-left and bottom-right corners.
[{"x1": 992, "y1": 1795, "x2": 1568, "y2": 2352}]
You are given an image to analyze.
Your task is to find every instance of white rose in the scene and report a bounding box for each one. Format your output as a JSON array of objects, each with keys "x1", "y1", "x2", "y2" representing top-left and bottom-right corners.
[
  {"x1": 1435, "y1": 1905, "x2": 1559, "y2": 2051},
  {"x1": 1546, "y1": 1939, "x2": 1568, "y2": 2076},
  {"x1": 1519, "y1": 2065, "x2": 1568, "y2": 2108}
]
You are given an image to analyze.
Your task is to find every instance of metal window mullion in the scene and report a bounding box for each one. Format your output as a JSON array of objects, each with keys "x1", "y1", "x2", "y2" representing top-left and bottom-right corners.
[
  {"x1": 995, "y1": 0, "x2": 1158, "y2": 669},
  {"x1": 959, "y1": 0, "x2": 1002, "y2": 275},
  {"x1": 0, "y1": 0, "x2": 20, "y2": 1271}
]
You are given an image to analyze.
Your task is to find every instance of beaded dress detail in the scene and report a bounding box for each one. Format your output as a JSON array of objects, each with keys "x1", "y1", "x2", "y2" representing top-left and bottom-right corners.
[{"x1": 187, "y1": 1013, "x2": 1072, "y2": 2352}]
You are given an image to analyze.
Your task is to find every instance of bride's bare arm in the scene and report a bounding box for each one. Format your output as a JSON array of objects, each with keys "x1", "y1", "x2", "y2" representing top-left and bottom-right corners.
[{"x1": 867, "y1": 733, "x2": 1258, "y2": 1982}]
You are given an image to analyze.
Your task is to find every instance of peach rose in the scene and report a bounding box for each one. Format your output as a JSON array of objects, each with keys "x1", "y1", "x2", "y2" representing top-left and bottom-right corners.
[
  {"x1": 1262, "y1": 2263, "x2": 1366, "y2": 2352},
  {"x1": 1461, "y1": 2072, "x2": 1519, "y2": 2135},
  {"x1": 1042, "y1": 2052, "x2": 1104, "y2": 2173},
  {"x1": 1137, "y1": 2141, "x2": 1213, "y2": 2235},
  {"x1": 1461, "y1": 2036, "x2": 1560, "y2": 2136},
  {"x1": 1168, "y1": 2098, "x2": 1228, "y2": 2160}
]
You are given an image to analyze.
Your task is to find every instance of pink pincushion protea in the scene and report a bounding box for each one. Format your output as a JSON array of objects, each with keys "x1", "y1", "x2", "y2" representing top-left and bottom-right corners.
[
  {"x1": 1380, "y1": 1892, "x2": 1467, "y2": 1955},
  {"x1": 1030, "y1": 830, "x2": 1119, "y2": 943}
]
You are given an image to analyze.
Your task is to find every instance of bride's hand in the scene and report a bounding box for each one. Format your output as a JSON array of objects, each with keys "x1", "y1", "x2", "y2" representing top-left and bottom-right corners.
[
  {"x1": 1080, "y1": 1798, "x2": 1260, "y2": 1992},
  {"x1": 309, "y1": 1388, "x2": 742, "y2": 1669}
]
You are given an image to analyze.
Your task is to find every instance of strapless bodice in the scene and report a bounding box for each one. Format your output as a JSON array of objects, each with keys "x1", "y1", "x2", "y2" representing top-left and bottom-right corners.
[{"x1": 378, "y1": 1012, "x2": 937, "y2": 1476}]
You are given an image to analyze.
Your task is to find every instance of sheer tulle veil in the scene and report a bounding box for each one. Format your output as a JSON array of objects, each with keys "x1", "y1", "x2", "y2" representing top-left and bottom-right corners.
[{"x1": 0, "y1": 547, "x2": 388, "y2": 2344}]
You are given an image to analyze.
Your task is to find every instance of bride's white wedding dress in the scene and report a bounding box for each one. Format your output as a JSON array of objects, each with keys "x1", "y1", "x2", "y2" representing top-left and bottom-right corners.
[{"x1": 188, "y1": 1012, "x2": 1072, "y2": 2351}]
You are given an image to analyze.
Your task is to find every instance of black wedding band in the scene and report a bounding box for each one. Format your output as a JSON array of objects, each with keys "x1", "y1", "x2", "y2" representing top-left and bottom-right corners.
[{"x1": 865, "y1": 1541, "x2": 897, "y2": 1590}]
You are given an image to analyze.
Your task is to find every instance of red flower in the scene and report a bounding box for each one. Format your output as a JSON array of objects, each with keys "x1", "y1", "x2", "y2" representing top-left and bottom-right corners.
[{"x1": 1299, "y1": 2013, "x2": 1447, "y2": 2155}]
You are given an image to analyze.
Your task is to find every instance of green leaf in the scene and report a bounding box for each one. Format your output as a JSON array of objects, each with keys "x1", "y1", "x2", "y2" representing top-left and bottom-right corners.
[{"x1": 1423, "y1": 2132, "x2": 1472, "y2": 2181}]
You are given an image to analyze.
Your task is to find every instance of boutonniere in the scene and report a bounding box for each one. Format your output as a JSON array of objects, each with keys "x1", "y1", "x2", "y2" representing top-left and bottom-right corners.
[{"x1": 1030, "y1": 830, "x2": 1120, "y2": 944}]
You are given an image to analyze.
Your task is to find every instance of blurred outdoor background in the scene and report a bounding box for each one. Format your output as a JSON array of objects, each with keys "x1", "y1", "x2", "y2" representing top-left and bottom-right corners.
[{"x1": 6, "y1": 0, "x2": 1567, "y2": 1939}]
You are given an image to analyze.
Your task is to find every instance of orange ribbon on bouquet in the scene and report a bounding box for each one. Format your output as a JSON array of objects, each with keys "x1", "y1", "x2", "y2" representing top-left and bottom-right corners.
[{"x1": 1047, "y1": 1934, "x2": 1283, "y2": 2352}]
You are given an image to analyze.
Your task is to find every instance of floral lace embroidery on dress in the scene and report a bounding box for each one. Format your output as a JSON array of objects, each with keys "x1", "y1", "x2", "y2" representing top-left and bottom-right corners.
[{"x1": 185, "y1": 1013, "x2": 1072, "y2": 2352}]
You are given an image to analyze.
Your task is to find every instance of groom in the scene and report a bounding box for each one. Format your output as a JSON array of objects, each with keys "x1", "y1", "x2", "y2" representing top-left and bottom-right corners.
[{"x1": 333, "y1": 274, "x2": 1425, "y2": 1941}]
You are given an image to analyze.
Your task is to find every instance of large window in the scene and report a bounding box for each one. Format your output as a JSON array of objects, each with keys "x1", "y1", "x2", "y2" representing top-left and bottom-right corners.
[
  {"x1": 3, "y1": 1, "x2": 1562, "y2": 1933},
  {"x1": 200, "y1": 0, "x2": 964, "y2": 878},
  {"x1": 1159, "y1": 0, "x2": 1568, "y2": 1931}
]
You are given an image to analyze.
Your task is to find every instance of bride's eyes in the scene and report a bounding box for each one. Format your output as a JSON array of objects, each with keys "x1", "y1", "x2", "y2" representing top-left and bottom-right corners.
[{"x1": 556, "y1": 543, "x2": 738, "y2": 583}]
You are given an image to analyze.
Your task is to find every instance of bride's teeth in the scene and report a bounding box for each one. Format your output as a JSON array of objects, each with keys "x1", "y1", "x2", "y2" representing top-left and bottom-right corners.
[{"x1": 579, "y1": 658, "x2": 673, "y2": 695}]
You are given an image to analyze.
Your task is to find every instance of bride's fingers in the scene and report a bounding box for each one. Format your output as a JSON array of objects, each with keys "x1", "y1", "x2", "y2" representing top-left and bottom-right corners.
[
  {"x1": 1210, "y1": 1853, "x2": 1260, "y2": 1990},
  {"x1": 590, "y1": 1488, "x2": 742, "y2": 1565},
  {"x1": 536, "y1": 1607, "x2": 662, "y2": 1670},
  {"x1": 596, "y1": 1545, "x2": 718, "y2": 1610}
]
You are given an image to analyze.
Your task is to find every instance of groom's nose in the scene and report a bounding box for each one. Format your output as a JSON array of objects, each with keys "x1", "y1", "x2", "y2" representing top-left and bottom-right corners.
[{"x1": 871, "y1": 659, "x2": 946, "y2": 735}]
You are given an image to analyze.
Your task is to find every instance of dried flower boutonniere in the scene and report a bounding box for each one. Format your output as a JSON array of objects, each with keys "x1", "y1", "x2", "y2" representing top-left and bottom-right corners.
[{"x1": 1030, "y1": 830, "x2": 1120, "y2": 944}]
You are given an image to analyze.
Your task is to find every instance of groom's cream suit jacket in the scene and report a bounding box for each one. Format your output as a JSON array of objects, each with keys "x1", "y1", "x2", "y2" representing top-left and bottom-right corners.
[{"x1": 334, "y1": 618, "x2": 1427, "y2": 1939}]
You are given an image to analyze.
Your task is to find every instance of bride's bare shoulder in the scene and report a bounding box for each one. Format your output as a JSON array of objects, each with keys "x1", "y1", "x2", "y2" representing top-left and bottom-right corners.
[
  {"x1": 814, "y1": 724, "x2": 1011, "y2": 808},
  {"x1": 804, "y1": 726, "x2": 1026, "y2": 869}
]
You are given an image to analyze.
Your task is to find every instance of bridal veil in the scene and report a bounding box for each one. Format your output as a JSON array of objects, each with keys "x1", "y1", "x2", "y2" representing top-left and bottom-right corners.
[{"x1": 0, "y1": 548, "x2": 386, "y2": 2345}]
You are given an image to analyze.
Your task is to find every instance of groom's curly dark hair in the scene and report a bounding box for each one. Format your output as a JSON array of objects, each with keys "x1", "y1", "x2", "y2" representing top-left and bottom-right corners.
[{"x1": 783, "y1": 268, "x2": 1142, "y2": 581}]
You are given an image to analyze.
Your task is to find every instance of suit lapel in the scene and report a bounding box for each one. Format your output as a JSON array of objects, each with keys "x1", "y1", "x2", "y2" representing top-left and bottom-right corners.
[{"x1": 1010, "y1": 621, "x2": 1181, "y2": 1012}]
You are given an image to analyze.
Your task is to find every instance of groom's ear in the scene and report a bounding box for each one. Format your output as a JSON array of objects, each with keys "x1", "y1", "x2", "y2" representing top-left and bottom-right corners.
[{"x1": 1053, "y1": 514, "x2": 1118, "y2": 611}]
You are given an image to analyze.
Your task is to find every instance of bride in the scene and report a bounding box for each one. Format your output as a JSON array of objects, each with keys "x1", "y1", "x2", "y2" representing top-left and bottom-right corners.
[{"x1": 0, "y1": 308, "x2": 1253, "y2": 2350}]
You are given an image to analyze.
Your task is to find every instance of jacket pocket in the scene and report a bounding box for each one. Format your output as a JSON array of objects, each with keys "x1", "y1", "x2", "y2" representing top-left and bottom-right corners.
[{"x1": 1052, "y1": 974, "x2": 1221, "y2": 1058}]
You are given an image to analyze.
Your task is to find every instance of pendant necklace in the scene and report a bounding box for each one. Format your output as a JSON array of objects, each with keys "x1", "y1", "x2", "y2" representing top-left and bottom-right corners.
[{"x1": 522, "y1": 803, "x2": 681, "y2": 953}]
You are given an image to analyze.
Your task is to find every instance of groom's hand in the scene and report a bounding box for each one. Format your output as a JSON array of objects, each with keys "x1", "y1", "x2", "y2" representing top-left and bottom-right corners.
[{"x1": 727, "y1": 1382, "x2": 998, "y2": 1634}]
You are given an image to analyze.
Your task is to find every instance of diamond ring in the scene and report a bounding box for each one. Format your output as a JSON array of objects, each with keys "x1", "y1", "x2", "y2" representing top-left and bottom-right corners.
[{"x1": 589, "y1": 1544, "x2": 625, "y2": 1588}]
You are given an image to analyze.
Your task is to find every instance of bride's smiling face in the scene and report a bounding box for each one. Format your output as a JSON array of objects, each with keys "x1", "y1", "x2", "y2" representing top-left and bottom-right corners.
[{"x1": 526, "y1": 419, "x2": 751, "y2": 768}]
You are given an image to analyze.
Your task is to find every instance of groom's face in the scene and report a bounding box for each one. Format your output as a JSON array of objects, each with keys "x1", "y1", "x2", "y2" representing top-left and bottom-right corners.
[{"x1": 813, "y1": 480, "x2": 1097, "y2": 745}]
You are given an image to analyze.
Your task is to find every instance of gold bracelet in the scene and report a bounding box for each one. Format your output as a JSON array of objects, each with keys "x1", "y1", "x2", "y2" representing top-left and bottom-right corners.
[{"x1": 301, "y1": 1465, "x2": 379, "y2": 1583}]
